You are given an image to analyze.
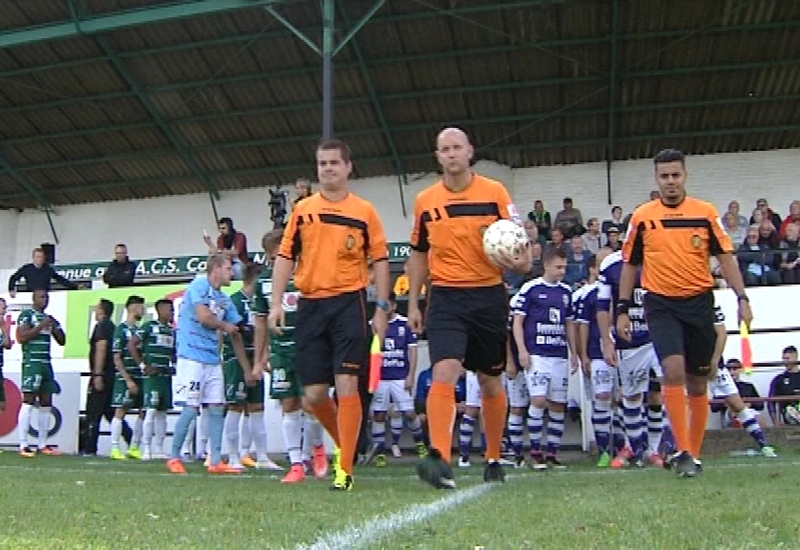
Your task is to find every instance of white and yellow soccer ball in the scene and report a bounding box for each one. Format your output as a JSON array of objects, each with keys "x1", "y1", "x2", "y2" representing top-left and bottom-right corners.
[{"x1": 482, "y1": 219, "x2": 528, "y2": 265}]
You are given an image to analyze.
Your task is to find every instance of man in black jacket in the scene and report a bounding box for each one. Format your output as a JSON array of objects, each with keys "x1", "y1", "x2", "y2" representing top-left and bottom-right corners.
[
  {"x1": 8, "y1": 248, "x2": 79, "y2": 297},
  {"x1": 103, "y1": 244, "x2": 136, "y2": 288},
  {"x1": 82, "y1": 299, "x2": 131, "y2": 455}
]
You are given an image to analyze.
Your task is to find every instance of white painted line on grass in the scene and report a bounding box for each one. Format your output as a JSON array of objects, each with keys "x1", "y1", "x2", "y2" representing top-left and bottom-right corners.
[{"x1": 295, "y1": 483, "x2": 494, "y2": 550}]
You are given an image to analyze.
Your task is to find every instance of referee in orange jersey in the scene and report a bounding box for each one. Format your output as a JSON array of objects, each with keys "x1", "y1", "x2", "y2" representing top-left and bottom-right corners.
[
  {"x1": 617, "y1": 149, "x2": 752, "y2": 478},
  {"x1": 407, "y1": 128, "x2": 530, "y2": 488},
  {"x1": 269, "y1": 139, "x2": 390, "y2": 492}
]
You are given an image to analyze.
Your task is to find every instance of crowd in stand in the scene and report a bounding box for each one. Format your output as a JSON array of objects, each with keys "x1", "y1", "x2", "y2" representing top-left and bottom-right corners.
[{"x1": 496, "y1": 195, "x2": 800, "y2": 293}]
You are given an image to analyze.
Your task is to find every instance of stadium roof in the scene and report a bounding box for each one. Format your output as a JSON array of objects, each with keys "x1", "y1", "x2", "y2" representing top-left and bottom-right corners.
[{"x1": 0, "y1": 0, "x2": 798, "y2": 212}]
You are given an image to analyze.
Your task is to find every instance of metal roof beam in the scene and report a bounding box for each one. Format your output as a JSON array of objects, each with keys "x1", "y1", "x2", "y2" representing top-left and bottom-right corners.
[
  {"x1": 3, "y1": 123, "x2": 798, "y2": 202},
  {"x1": 96, "y1": 37, "x2": 221, "y2": 209},
  {"x1": 5, "y1": 91, "x2": 799, "y2": 148},
  {"x1": 0, "y1": 0, "x2": 290, "y2": 49},
  {"x1": 1, "y1": 17, "x2": 799, "y2": 80},
  {"x1": 605, "y1": 0, "x2": 619, "y2": 205},
  {"x1": 3, "y1": 49, "x2": 800, "y2": 117},
  {"x1": 8, "y1": 92, "x2": 800, "y2": 172},
  {"x1": 338, "y1": 1, "x2": 405, "y2": 216}
]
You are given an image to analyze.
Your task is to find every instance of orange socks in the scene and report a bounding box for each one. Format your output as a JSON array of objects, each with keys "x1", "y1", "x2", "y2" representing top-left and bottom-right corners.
[
  {"x1": 309, "y1": 397, "x2": 340, "y2": 448},
  {"x1": 688, "y1": 394, "x2": 709, "y2": 458},
  {"x1": 337, "y1": 394, "x2": 362, "y2": 475},
  {"x1": 662, "y1": 385, "x2": 689, "y2": 453},
  {"x1": 426, "y1": 381, "x2": 457, "y2": 463},
  {"x1": 482, "y1": 390, "x2": 508, "y2": 461}
]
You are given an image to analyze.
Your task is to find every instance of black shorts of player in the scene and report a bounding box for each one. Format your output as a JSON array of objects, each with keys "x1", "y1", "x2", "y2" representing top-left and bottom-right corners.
[
  {"x1": 294, "y1": 289, "x2": 370, "y2": 387},
  {"x1": 644, "y1": 290, "x2": 716, "y2": 376},
  {"x1": 426, "y1": 284, "x2": 507, "y2": 376}
]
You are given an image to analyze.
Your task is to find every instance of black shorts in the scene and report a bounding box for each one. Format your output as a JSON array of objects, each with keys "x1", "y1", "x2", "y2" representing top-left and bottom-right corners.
[
  {"x1": 426, "y1": 284, "x2": 507, "y2": 376},
  {"x1": 294, "y1": 289, "x2": 370, "y2": 387},
  {"x1": 644, "y1": 291, "x2": 716, "y2": 376}
]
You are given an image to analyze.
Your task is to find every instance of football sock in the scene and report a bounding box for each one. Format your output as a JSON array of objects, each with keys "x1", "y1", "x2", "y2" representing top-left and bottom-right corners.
[
  {"x1": 458, "y1": 414, "x2": 476, "y2": 459},
  {"x1": 688, "y1": 393, "x2": 709, "y2": 458},
  {"x1": 592, "y1": 400, "x2": 612, "y2": 454},
  {"x1": 224, "y1": 410, "x2": 241, "y2": 461},
  {"x1": 371, "y1": 418, "x2": 386, "y2": 454},
  {"x1": 309, "y1": 397, "x2": 340, "y2": 448},
  {"x1": 527, "y1": 405, "x2": 545, "y2": 454},
  {"x1": 131, "y1": 415, "x2": 143, "y2": 448},
  {"x1": 282, "y1": 410, "x2": 303, "y2": 464},
  {"x1": 482, "y1": 390, "x2": 507, "y2": 461},
  {"x1": 171, "y1": 406, "x2": 196, "y2": 459},
  {"x1": 38, "y1": 406, "x2": 51, "y2": 449},
  {"x1": 507, "y1": 413, "x2": 524, "y2": 457},
  {"x1": 207, "y1": 406, "x2": 225, "y2": 466},
  {"x1": 647, "y1": 404, "x2": 663, "y2": 453},
  {"x1": 545, "y1": 409, "x2": 565, "y2": 457},
  {"x1": 426, "y1": 381, "x2": 457, "y2": 463},
  {"x1": 17, "y1": 403, "x2": 31, "y2": 449},
  {"x1": 737, "y1": 408, "x2": 768, "y2": 448},
  {"x1": 662, "y1": 385, "x2": 689, "y2": 454},
  {"x1": 110, "y1": 416, "x2": 123, "y2": 451},
  {"x1": 337, "y1": 394, "x2": 362, "y2": 475},
  {"x1": 249, "y1": 411, "x2": 268, "y2": 461}
]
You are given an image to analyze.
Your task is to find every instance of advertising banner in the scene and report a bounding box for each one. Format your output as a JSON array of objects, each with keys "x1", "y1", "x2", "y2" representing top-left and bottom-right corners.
[{"x1": 0, "y1": 371, "x2": 81, "y2": 454}]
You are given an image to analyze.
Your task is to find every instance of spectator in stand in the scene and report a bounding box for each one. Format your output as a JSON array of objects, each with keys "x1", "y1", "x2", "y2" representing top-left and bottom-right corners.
[
  {"x1": 83, "y1": 299, "x2": 132, "y2": 455},
  {"x1": 564, "y1": 235, "x2": 590, "y2": 288},
  {"x1": 750, "y1": 207, "x2": 764, "y2": 228},
  {"x1": 581, "y1": 217, "x2": 603, "y2": 254},
  {"x1": 527, "y1": 200, "x2": 551, "y2": 241},
  {"x1": 547, "y1": 227, "x2": 569, "y2": 254},
  {"x1": 727, "y1": 201, "x2": 749, "y2": 229},
  {"x1": 601, "y1": 206, "x2": 624, "y2": 236},
  {"x1": 737, "y1": 225, "x2": 781, "y2": 286},
  {"x1": 758, "y1": 218, "x2": 781, "y2": 250},
  {"x1": 779, "y1": 222, "x2": 800, "y2": 284},
  {"x1": 204, "y1": 217, "x2": 249, "y2": 280},
  {"x1": 529, "y1": 242, "x2": 544, "y2": 280},
  {"x1": 751, "y1": 198, "x2": 782, "y2": 230},
  {"x1": 293, "y1": 177, "x2": 313, "y2": 206},
  {"x1": 554, "y1": 197, "x2": 584, "y2": 238},
  {"x1": 779, "y1": 200, "x2": 800, "y2": 239},
  {"x1": 103, "y1": 244, "x2": 136, "y2": 288},
  {"x1": 768, "y1": 346, "x2": 800, "y2": 425},
  {"x1": 723, "y1": 212, "x2": 747, "y2": 246},
  {"x1": 523, "y1": 220, "x2": 547, "y2": 247},
  {"x1": 605, "y1": 226, "x2": 622, "y2": 252},
  {"x1": 8, "y1": 247, "x2": 80, "y2": 297}
]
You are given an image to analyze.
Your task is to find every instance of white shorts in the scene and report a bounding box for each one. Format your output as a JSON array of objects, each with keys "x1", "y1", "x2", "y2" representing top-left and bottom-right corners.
[
  {"x1": 175, "y1": 357, "x2": 224, "y2": 408},
  {"x1": 525, "y1": 355, "x2": 569, "y2": 404},
  {"x1": 465, "y1": 371, "x2": 482, "y2": 408},
  {"x1": 590, "y1": 359, "x2": 615, "y2": 397},
  {"x1": 505, "y1": 371, "x2": 530, "y2": 409},
  {"x1": 372, "y1": 379, "x2": 415, "y2": 413},
  {"x1": 710, "y1": 368, "x2": 739, "y2": 399},
  {"x1": 618, "y1": 343, "x2": 660, "y2": 398}
]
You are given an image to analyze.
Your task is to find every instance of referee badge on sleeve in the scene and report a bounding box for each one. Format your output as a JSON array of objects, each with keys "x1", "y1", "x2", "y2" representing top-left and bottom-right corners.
[{"x1": 691, "y1": 235, "x2": 701, "y2": 249}]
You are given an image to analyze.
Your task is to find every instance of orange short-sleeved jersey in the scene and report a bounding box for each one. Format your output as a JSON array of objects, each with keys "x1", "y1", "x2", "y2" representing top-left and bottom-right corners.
[
  {"x1": 622, "y1": 196, "x2": 733, "y2": 298},
  {"x1": 279, "y1": 192, "x2": 388, "y2": 298},
  {"x1": 410, "y1": 174, "x2": 519, "y2": 288}
]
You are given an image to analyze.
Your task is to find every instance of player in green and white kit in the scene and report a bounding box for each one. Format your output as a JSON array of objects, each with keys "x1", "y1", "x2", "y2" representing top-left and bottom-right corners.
[
  {"x1": 254, "y1": 229, "x2": 328, "y2": 484},
  {"x1": 130, "y1": 299, "x2": 175, "y2": 460},
  {"x1": 110, "y1": 295, "x2": 145, "y2": 460},
  {"x1": 223, "y1": 263, "x2": 282, "y2": 471},
  {"x1": 16, "y1": 290, "x2": 66, "y2": 457}
]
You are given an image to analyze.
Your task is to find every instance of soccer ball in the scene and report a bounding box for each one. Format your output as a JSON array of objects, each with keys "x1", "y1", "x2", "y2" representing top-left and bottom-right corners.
[{"x1": 482, "y1": 219, "x2": 528, "y2": 265}]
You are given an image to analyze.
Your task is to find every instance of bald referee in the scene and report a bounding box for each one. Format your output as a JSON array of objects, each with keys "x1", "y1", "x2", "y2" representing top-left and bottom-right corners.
[{"x1": 617, "y1": 149, "x2": 752, "y2": 478}]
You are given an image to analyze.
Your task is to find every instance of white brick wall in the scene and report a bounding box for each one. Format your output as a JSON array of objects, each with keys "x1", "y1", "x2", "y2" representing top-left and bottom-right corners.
[{"x1": 1, "y1": 148, "x2": 797, "y2": 269}]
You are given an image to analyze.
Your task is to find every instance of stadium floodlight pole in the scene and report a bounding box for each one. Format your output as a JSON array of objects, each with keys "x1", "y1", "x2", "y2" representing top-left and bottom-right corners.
[
  {"x1": 321, "y1": 0, "x2": 334, "y2": 139},
  {"x1": 264, "y1": 0, "x2": 386, "y2": 139}
]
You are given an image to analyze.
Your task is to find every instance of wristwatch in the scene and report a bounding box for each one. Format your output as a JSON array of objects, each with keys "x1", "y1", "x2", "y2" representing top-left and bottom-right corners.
[
  {"x1": 737, "y1": 294, "x2": 750, "y2": 302},
  {"x1": 375, "y1": 300, "x2": 390, "y2": 312}
]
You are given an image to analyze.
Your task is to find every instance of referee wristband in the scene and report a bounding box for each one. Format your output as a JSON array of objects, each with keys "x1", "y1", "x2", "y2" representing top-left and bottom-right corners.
[{"x1": 617, "y1": 300, "x2": 631, "y2": 315}]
